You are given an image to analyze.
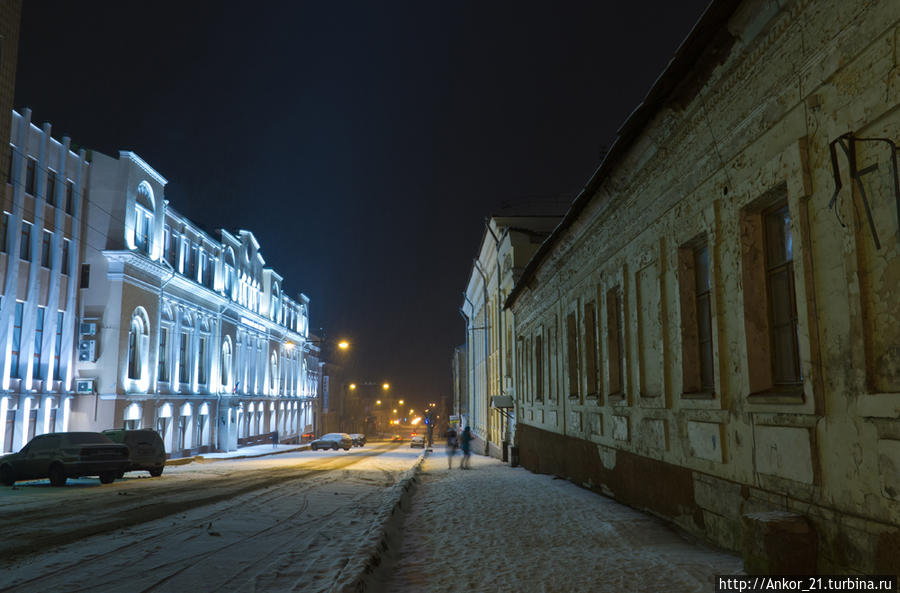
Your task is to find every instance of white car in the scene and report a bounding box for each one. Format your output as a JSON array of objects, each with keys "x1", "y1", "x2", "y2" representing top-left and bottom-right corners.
[{"x1": 409, "y1": 435, "x2": 425, "y2": 449}]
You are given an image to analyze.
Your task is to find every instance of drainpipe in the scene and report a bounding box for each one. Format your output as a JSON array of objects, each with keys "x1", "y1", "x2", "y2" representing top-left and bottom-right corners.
[
  {"x1": 472, "y1": 259, "x2": 490, "y2": 455},
  {"x1": 155, "y1": 257, "x2": 177, "y2": 399},
  {"x1": 458, "y1": 307, "x2": 470, "y2": 421},
  {"x1": 462, "y1": 293, "x2": 476, "y2": 431}
]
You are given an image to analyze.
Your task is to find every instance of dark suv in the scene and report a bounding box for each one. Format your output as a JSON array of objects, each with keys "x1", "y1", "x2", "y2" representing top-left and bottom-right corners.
[
  {"x1": 102, "y1": 429, "x2": 166, "y2": 477},
  {"x1": 0, "y1": 432, "x2": 130, "y2": 486}
]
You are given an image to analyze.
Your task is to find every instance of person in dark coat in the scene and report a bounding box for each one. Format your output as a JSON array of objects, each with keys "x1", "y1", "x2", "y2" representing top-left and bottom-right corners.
[
  {"x1": 460, "y1": 426, "x2": 472, "y2": 469},
  {"x1": 446, "y1": 427, "x2": 459, "y2": 468}
]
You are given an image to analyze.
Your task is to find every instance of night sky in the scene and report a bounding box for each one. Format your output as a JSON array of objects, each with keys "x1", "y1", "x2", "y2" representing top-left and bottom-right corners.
[{"x1": 15, "y1": 1, "x2": 710, "y2": 407}]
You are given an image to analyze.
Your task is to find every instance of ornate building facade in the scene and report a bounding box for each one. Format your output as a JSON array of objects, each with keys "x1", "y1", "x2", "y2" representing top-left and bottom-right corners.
[{"x1": 76, "y1": 149, "x2": 319, "y2": 455}]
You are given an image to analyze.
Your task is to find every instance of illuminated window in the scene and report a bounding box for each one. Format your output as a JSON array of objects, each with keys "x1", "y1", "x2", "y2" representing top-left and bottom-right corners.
[
  {"x1": 135, "y1": 206, "x2": 152, "y2": 255},
  {"x1": 221, "y1": 339, "x2": 232, "y2": 388}
]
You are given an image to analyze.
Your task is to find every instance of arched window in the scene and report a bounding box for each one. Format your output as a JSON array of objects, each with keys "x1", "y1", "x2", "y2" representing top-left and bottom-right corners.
[
  {"x1": 127, "y1": 315, "x2": 144, "y2": 379},
  {"x1": 221, "y1": 337, "x2": 233, "y2": 389},
  {"x1": 270, "y1": 351, "x2": 278, "y2": 393},
  {"x1": 133, "y1": 181, "x2": 155, "y2": 255}
]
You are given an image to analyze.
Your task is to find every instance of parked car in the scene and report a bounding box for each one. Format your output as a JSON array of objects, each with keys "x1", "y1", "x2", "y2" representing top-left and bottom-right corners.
[
  {"x1": 0, "y1": 432, "x2": 130, "y2": 487},
  {"x1": 349, "y1": 433, "x2": 366, "y2": 447},
  {"x1": 410, "y1": 435, "x2": 425, "y2": 449},
  {"x1": 309, "y1": 433, "x2": 352, "y2": 451},
  {"x1": 102, "y1": 428, "x2": 166, "y2": 477}
]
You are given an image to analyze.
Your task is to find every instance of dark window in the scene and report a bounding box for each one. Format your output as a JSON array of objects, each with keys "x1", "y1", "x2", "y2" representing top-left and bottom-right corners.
[
  {"x1": 0, "y1": 212, "x2": 8, "y2": 252},
  {"x1": 25, "y1": 158, "x2": 36, "y2": 194},
  {"x1": 33, "y1": 307, "x2": 45, "y2": 378},
  {"x1": 46, "y1": 170, "x2": 56, "y2": 206},
  {"x1": 158, "y1": 327, "x2": 168, "y2": 382},
  {"x1": 20, "y1": 223, "x2": 31, "y2": 261},
  {"x1": 607, "y1": 288, "x2": 623, "y2": 396},
  {"x1": 566, "y1": 312, "x2": 579, "y2": 399},
  {"x1": 179, "y1": 332, "x2": 189, "y2": 383},
  {"x1": 127, "y1": 323, "x2": 140, "y2": 380},
  {"x1": 6, "y1": 147, "x2": 12, "y2": 184},
  {"x1": 764, "y1": 203, "x2": 802, "y2": 385},
  {"x1": 584, "y1": 302, "x2": 598, "y2": 397},
  {"x1": 65, "y1": 181, "x2": 74, "y2": 215},
  {"x1": 80, "y1": 263, "x2": 90, "y2": 289},
  {"x1": 61, "y1": 239, "x2": 70, "y2": 275},
  {"x1": 40, "y1": 230, "x2": 51, "y2": 268},
  {"x1": 11, "y1": 302, "x2": 23, "y2": 378},
  {"x1": 535, "y1": 334, "x2": 543, "y2": 401},
  {"x1": 53, "y1": 311, "x2": 63, "y2": 380},
  {"x1": 198, "y1": 337, "x2": 207, "y2": 385},
  {"x1": 694, "y1": 246, "x2": 715, "y2": 392}
]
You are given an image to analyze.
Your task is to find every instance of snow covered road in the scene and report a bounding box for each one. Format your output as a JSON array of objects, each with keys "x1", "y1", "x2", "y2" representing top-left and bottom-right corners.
[{"x1": 0, "y1": 442, "x2": 423, "y2": 593}]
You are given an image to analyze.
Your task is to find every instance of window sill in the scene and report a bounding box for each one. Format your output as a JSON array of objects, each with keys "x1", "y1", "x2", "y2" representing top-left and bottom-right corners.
[
  {"x1": 748, "y1": 388, "x2": 804, "y2": 404},
  {"x1": 608, "y1": 393, "x2": 626, "y2": 404},
  {"x1": 682, "y1": 391, "x2": 716, "y2": 400}
]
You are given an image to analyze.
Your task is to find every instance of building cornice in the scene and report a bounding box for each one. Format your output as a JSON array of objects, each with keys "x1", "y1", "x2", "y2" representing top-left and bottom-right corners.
[{"x1": 119, "y1": 151, "x2": 168, "y2": 185}]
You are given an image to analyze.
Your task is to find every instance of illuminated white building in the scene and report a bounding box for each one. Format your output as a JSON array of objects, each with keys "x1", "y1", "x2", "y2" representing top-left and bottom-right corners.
[
  {"x1": 0, "y1": 109, "x2": 87, "y2": 453},
  {"x1": 74, "y1": 148, "x2": 319, "y2": 455}
]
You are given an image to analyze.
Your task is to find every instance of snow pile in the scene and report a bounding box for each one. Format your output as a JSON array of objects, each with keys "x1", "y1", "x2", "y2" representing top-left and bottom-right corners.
[{"x1": 364, "y1": 448, "x2": 743, "y2": 593}]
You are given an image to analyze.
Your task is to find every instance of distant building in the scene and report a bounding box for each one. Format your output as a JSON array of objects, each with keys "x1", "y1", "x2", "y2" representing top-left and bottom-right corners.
[
  {"x1": 0, "y1": 109, "x2": 88, "y2": 452},
  {"x1": 75, "y1": 148, "x2": 319, "y2": 454},
  {"x1": 0, "y1": 0, "x2": 21, "y2": 186},
  {"x1": 449, "y1": 343, "x2": 466, "y2": 426},
  {"x1": 505, "y1": 0, "x2": 900, "y2": 574},
  {"x1": 460, "y1": 216, "x2": 559, "y2": 458}
]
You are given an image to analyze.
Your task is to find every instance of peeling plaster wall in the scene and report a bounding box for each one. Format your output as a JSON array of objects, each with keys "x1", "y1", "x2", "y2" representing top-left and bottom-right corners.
[{"x1": 509, "y1": 0, "x2": 900, "y2": 574}]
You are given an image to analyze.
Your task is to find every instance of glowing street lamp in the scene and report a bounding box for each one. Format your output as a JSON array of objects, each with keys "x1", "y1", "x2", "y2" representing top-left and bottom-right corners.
[
  {"x1": 392, "y1": 409, "x2": 398, "y2": 414},
  {"x1": 399, "y1": 400, "x2": 404, "y2": 405},
  {"x1": 382, "y1": 382, "x2": 390, "y2": 391},
  {"x1": 376, "y1": 400, "x2": 382, "y2": 405},
  {"x1": 349, "y1": 383, "x2": 357, "y2": 390},
  {"x1": 338, "y1": 340, "x2": 350, "y2": 350}
]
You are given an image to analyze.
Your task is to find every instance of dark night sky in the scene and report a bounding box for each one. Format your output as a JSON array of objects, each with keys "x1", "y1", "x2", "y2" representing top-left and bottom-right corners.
[{"x1": 15, "y1": 1, "x2": 710, "y2": 407}]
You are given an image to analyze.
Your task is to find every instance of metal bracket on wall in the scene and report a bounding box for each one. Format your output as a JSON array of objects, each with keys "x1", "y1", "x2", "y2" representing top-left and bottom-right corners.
[{"x1": 828, "y1": 132, "x2": 900, "y2": 250}]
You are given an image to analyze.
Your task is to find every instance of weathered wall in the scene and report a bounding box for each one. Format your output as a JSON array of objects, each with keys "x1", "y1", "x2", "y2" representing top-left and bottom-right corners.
[{"x1": 508, "y1": 0, "x2": 900, "y2": 574}]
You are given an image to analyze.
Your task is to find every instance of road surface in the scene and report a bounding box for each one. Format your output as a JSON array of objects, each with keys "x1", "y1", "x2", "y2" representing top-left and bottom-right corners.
[{"x1": 0, "y1": 441, "x2": 421, "y2": 593}]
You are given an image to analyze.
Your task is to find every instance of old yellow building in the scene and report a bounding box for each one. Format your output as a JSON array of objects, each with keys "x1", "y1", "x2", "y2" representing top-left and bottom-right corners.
[{"x1": 506, "y1": 0, "x2": 900, "y2": 573}]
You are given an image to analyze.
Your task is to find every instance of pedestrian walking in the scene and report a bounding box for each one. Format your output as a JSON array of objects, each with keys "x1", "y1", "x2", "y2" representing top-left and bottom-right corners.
[
  {"x1": 272, "y1": 431, "x2": 278, "y2": 449},
  {"x1": 446, "y1": 427, "x2": 459, "y2": 468},
  {"x1": 460, "y1": 425, "x2": 472, "y2": 469}
]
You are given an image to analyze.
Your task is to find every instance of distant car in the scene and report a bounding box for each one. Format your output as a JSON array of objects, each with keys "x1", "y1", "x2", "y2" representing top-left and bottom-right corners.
[
  {"x1": 301, "y1": 432, "x2": 315, "y2": 442},
  {"x1": 0, "y1": 432, "x2": 130, "y2": 487},
  {"x1": 390, "y1": 435, "x2": 402, "y2": 442},
  {"x1": 410, "y1": 435, "x2": 425, "y2": 449},
  {"x1": 349, "y1": 433, "x2": 366, "y2": 447},
  {"x1": 102, "y1": 428, "x2": 166, "y2": 477},
  {"x1": 310, "y1": 433, "x2": 352, "y2": 451}
]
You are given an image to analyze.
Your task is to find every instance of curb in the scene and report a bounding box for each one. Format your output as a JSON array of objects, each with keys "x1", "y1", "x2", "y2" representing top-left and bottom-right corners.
[
  {"x1": 331, "y1": 450, "x2": 428, "y2": 593},
  {"x1": 166, "y1": 445, "x2": 310, "y2": 466}
]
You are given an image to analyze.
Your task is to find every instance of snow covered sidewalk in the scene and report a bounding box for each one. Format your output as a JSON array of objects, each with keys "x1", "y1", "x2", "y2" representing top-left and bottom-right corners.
[{"x1": 367, "y1": 447, "x2": 743, "y2": 593}]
